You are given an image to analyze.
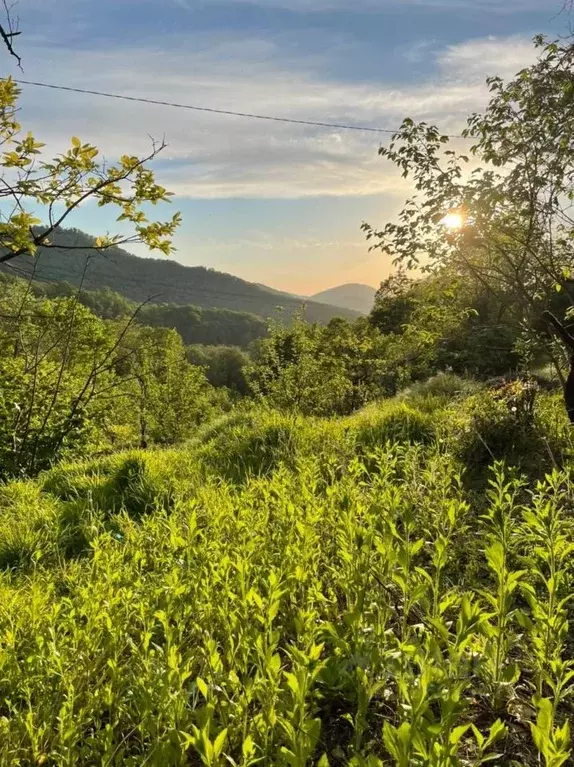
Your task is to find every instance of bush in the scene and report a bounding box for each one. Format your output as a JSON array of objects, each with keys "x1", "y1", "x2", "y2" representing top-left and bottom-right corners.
[
  {"x1": 533, "y1": 390, "x2": 574, "y2": 463},
  {"x1": 447, "y1": 381, "x2": 548, "y2": 475},
  {"x1": 200, "y1": 411, "x2": 305, "y2": 483},
  {"x1": 401, "y1": 372, "x2": 481, "y2": 402},
  {"x1": 352, "y1": 401, "x2": 438, "y2": 452}
]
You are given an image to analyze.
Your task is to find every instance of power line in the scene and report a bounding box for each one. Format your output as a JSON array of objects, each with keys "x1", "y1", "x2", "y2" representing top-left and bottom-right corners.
[{"x1": 14, "y1": 78, "x2": 467, "y2": 138}]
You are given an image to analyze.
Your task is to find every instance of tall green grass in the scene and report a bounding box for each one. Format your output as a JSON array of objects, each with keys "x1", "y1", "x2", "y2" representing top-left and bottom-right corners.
[{"x1": 0, "y1": 391, "x2": 572, "y2": 765}]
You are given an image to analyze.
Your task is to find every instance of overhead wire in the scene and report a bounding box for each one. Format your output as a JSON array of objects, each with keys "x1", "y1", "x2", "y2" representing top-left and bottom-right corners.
[{"x1": 14, "y1": 78, "x2": 470, "y2": 139}]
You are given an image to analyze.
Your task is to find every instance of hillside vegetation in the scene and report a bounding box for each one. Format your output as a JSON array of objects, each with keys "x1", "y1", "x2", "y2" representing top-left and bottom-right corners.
[
  {"x1": 1, "y1": 227, "x2": 360, "y2": 324},
  {"x1": 31, "y1": 277, "x2": 268, "y2": 348},
  {"x1": 0, "y1": 385, "x2": 573, "y2": 765}
]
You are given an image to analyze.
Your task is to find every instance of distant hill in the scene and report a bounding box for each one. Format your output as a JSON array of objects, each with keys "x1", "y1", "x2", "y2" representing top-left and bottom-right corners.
[
  {"x1": 2, "y1": 228, "x2": 360, "y2": 324},
  {"x1": 310, "y1": 283, "x2": 377, "y2": 315},
  {"x1": 254, "y1": 283, "x2": 303, "y2": 300}
]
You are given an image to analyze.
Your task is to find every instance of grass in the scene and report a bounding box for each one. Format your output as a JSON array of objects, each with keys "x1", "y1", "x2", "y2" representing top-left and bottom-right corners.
[{"x1": 0, "y1": 388, "x2": 572, "y2": 765}]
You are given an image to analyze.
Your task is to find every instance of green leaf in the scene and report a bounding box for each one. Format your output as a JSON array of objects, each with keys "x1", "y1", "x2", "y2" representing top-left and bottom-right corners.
[
  {"x1": 196, "y1": 677, "x2": 209, "y2": 700},
  {"x1": 242, "y1": 735, "x2": 255, "y2": 759},
  {"x1": 485, "y1": 542, "x2": 504, "y2": 573},
  {"x1": 213, "y1": 728, "x2": 228, "y2": 759},
  {"x1": 500, "y1": 663, "x2": 520, "y2": 685},
  {"x1": 449, "y1": 724, "x2": 470, "y2": 745},
  {"x1": 484, "y1": 719, "x2": 507, "y2": 749}
]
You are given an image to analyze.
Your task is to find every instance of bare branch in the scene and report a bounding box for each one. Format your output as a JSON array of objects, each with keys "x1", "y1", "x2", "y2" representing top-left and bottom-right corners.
[{"x1": 0, "y1": 0, "x2": 21, "y2": 68}]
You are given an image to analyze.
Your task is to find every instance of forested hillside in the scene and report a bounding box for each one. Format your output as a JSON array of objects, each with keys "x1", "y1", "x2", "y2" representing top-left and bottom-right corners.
[
  {"x1": 34, "y1": 279, "x2": 268, "y2": 347},
  {"x1": 1, "y1": 227, "x2": 360, "y2": 323}
]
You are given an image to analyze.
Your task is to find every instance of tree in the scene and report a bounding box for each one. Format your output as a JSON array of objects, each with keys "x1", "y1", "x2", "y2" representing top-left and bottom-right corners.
[
  {"x1": 323, "y1": 316, "x2": 391, "y2": 408},
  {"x1": 187, "y1": 345, "x2": 251, "y2": 394},
  {"x1": 247, "y1": 317, "x2": 352, "y2": 416},
  {"x1": 0, "y1": 79, "x2": 180, "y2": 268},
  {"x1": 369, "y1": 270, "x2": 416, "y2": 334},
  {"x1": 0, "y1": 283, "x2": 127, "y2": 476},
  {"x1": 118, "y1": 326, "x2": 213, "y2": 447},
  {"x1": 370, "y1": 269, "x2": 521, "y2": 378},
  {"x1": 362, "y1": 36, "x2": 574, "y2": 379}
]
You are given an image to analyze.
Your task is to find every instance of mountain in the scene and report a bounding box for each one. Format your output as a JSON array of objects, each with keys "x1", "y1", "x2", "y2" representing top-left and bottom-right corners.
[
  {"x1": 310, "y1": 283, "x2": 377, "y2": 315},
  {"x1": 2, "y1": 228, "x2": 361, "y2": 324},
  {"x1": 254, "y1": 283, "x2": 303, "y2": 300}
]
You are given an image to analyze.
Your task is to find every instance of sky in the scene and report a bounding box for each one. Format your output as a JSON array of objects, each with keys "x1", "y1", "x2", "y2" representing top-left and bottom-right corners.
[{"x1": 2, "y1": 0, "x2": 570, "y2": 294}]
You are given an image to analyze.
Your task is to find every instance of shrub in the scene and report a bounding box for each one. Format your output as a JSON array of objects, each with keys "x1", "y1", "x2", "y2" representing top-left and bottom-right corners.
[
  {"x1": 200, "y1": 411, "x2": 303, "y2": 483},
  {"x1": 447, "y1": 381, "x2": 548, "y2": 475},
  {"x1": 401, "y1": 372, "x2": 481, "y2": 402},
  {"x1": 352, "y1": 401, "x2": 437, "y2": 452}
]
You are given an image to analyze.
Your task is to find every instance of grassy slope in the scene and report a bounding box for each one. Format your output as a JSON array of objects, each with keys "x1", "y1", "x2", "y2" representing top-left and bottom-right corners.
[{"x1": 0, "y1": 380, "x2": 573, "y2": 765}]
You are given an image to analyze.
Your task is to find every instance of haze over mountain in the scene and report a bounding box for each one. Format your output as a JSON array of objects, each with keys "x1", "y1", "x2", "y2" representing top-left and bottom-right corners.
[
  {"x1": 2, "y1": 228, "x2": 360, "y2": 324},
  {"x1": 310, "y1": 284, "x2": 377, "y2": 315}
]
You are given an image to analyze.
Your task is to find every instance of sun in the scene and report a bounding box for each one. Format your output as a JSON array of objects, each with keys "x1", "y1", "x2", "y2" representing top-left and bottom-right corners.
[{"x1": 441, "y1": 212, "x2": 464, "y2": 230}]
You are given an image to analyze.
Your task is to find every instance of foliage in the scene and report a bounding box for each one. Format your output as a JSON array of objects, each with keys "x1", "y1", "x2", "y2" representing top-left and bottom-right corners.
[
  {"x1": 141, "y1": 304, "x2": 267, "y2": 347},
  {"x1": 187, "y1": 345, "x2": 251, "y2": 394},
  {"x1": 248, "y1": 317, "x2": 353, "y2": 416},
  {"x1": 0, "y1": 282, "x2": 217, "y2": 477},
  {"x1": 363, "y1": 36, "x2": 574, "y2": 378},
  {"x1": 38, "y1": 281, "x2": 136, "y2": 320},
  {"x1": 19, "y1": 274, "x2": 269, "y2": 347},
  {"x1": 399, "y1": 372, "x2": 481, "y2": 403},
  {"x1": 2, "y1": 31, "x2": 574, "y2": 767},
  {"x1": 369, "y1": 269, "x2": 415, "y2": 335},
  {"x1": 0, "y1": 81, "x2": 179, "y2": 263},
  {"x1": 248, "y1": 316, "x2": 391, "y2": 415},
  {"x1": 446, "y1": 380, "x2": 545, "y2": 475},
  {"x1": 350, "y1": 400, "x2": 438, "y2": 452},
  {"x1": 0, "y1": 398, "x2": 572, "y2": 765},
  {"x1": 117, "y1": 325, "x2": 215, "y2": 447},
  {"x1": 370, "y1": 269, "x2": 522, "y2": 381}
]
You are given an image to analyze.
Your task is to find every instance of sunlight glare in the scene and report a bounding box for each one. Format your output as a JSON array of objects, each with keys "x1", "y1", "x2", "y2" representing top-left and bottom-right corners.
[{"x1": 441, "y1": 212, "x2": 464, "y2": 230}]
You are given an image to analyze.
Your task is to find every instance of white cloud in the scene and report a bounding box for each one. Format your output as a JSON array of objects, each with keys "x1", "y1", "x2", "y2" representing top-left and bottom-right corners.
[
  {"x1": 437, "y1": 35, "x2": 537, "y2": 82},
  {"x1": 11, "y1": 33, "x2": 538, "y2": 200}
]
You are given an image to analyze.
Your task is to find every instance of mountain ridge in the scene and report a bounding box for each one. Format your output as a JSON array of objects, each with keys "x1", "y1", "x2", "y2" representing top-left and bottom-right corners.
[
  {"x1": 310, "y1": 283, "x2": 376, "y2": 315},
  {"x1": 1, "y1": 228, "x2": 361, "y2": 324}
]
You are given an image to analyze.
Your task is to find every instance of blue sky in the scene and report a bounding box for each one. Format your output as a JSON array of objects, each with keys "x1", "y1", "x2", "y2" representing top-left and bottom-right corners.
[{"x1": 3, "y1": 0, "x2": 567, "y2": 294}]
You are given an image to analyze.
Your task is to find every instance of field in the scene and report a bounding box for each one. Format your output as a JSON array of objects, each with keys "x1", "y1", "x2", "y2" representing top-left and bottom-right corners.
[{"x1": 0, "y1": 378, "x2": 573, "y2": 766}]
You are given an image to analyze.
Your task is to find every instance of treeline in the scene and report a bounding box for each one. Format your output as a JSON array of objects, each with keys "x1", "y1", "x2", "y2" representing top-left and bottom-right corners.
[
  {"x1": 247, "y1": 265, "x2": 567, "y2": 417},
  {"x1": 35, "y1": 280, "x2": 268, "y2": 346}
]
